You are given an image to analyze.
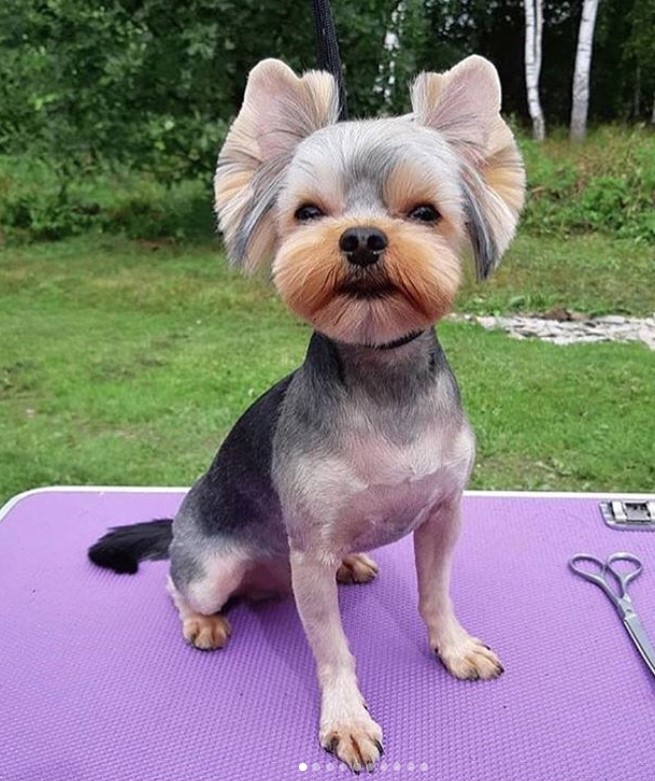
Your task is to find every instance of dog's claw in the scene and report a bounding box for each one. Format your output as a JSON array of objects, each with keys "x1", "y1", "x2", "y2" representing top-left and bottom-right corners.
[
  {"x1": 374, "y1": 740, "x2": 384, "y2": 756},
  {"x1": 326, "y1": 737, "x2": 339, "y2": 755}
]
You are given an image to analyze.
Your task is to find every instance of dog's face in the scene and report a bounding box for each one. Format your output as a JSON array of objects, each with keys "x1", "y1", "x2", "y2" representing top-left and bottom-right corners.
[{"x1": 215, "y1": 57, "x2": 524, "y2": 346}]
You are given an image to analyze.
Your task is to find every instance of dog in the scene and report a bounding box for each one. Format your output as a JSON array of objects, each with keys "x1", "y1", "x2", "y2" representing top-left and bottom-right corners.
[{"x1": 89, "y1": 55, "x2": 524, "y2": 773}]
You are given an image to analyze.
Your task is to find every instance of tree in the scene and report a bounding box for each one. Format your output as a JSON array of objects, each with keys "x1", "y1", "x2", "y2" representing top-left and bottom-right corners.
[
  {"x1": 374, "y1": 2, "x2": 406, "y2": 110},
  {"x1": 626, "y1": 0, "x2": 655, "y2": 123},
  {"x1": 524, "y1": 0, "x2": 545, "y2": 140},
  {"x1": 375, "y1": 0, "x2": 429, "y2": 115},
  {"x1": 570, "y1": 0, "x2": 601, "y2": 141},
  {"x1": 3, "y1": 0, "x2": 653, "y2": 176}
]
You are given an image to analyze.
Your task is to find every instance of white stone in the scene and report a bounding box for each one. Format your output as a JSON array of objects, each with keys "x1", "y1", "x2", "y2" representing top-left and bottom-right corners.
[{"x1": 452, "y1": 313, "x2": 655, "y2": 350}]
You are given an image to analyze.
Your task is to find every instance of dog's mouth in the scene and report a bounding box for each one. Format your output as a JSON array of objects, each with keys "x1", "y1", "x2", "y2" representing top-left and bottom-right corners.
[{"x1": 337, "y1": 273, "x2": 398, "y2": 300}]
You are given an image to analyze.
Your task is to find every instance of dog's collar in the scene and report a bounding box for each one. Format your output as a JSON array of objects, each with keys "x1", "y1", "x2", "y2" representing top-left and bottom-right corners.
[{"x1": 371, "y1": 330, "x2": 425, "y2": 350}]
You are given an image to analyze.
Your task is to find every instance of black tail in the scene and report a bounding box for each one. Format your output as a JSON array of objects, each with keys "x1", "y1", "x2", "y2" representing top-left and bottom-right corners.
[{"x1": 88, "y1": 519, "x2": 173, "y2": 575}]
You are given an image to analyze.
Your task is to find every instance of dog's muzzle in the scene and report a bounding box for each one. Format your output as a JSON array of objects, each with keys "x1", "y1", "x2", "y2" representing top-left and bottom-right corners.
[{"x1": 339, "y1": 227, "x2": 388, "y2": 268}]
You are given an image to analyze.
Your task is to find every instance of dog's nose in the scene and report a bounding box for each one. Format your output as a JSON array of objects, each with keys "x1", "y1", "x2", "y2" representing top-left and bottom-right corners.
[{"x1": 339, "y1": 227, "x2": 388, "y2": 267}]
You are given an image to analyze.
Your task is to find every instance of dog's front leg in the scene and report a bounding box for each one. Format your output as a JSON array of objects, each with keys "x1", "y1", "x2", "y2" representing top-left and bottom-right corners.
[
  {"x1": 290, "y1": 548, "x2": 383, "y2": 772},
  {"x1": 414, "y1": 497, "x2": 504, "y2": 680}
]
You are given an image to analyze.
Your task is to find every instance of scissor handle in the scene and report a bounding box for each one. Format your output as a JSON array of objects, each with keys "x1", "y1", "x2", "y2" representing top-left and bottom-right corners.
[
  {"x1": 569, "y1": 552, "x2": 643, "y2": 604},
  {"x1": 569, "y1": 554, "x2": 613, "y2": 591},
  {"x1": 606, "y1": 552, "x2": 643, "y2": 589}
]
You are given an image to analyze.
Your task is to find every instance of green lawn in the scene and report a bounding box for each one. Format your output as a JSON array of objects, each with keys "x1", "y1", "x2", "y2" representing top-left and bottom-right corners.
[{"x1": 1, "y1": 232, "x2": 653, "y2": 506}]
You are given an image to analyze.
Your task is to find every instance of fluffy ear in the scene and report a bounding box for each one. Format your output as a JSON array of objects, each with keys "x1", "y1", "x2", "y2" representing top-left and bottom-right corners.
[
  {"x1": 215, "y1": 59, "x2": 340, "y2": 271},
  {"x1": 411, "y1": 56, "x2": 525, "y2": 279}
]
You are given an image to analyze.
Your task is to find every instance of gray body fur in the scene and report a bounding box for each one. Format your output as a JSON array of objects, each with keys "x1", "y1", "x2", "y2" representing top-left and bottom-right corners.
[{"x1": 169, "y1": 329, "x2": 470, "y2": 596}]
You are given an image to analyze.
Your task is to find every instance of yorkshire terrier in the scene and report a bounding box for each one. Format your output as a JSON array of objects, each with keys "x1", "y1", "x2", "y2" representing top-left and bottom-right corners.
[{"x1": 89, "y1": 55, "x2": 524, "y2": 773}]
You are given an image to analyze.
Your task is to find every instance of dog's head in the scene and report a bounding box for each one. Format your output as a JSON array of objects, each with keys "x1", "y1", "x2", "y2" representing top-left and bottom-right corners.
[{"x1": 215, "y1": 57, "x2": 524, "y2": 346}]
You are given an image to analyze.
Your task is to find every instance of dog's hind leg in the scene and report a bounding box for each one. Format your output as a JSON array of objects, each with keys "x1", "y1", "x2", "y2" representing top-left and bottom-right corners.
[
  {"x1": 167, "y1": 577, "x2": 232, "y2": 650},
  {"x1": 167, "y1": 550, "x2": 249, "y2": 651}
]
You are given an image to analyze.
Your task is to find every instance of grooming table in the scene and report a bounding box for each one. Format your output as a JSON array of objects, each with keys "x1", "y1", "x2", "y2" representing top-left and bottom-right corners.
[{"x1": 2, "y1": 488, "x2": 655, "y2": 781}]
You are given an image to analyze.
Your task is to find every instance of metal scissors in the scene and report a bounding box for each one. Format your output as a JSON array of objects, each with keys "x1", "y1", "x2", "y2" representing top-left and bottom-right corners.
[{"x1": 569, "y1": 552, "x2": 655, "y2": 678}]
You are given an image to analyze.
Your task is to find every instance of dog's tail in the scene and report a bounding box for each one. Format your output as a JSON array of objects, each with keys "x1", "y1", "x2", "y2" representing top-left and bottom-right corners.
[{"x1": 88, "y1": 519, "x2": 173, "y2": 575}]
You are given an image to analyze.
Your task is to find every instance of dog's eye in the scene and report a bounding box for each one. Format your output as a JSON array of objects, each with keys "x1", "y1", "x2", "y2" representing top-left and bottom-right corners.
[
  {"x1": 294, "y1": 204, "x2": 325, "y2": 221},
  {"x1": 408, "y1": 204, "x2": 441, "y2": 224}
]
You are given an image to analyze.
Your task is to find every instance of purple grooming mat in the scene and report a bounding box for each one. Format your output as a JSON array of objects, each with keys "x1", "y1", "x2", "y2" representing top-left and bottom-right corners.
[{"x1": 2, "y1": 488, "x2": 655, "y2": 781}]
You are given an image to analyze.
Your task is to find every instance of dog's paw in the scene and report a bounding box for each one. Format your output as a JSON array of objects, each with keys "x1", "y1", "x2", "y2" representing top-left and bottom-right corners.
[
  {"x1": 182, "y1": 614, "x2": 231, "y2": 651},
  {"x1": 435, "y1": 635, "x2": 504, "y2": 681},
  {"x1": 337, "y1": 554, "x2": 379, "y2": 585},
  {"x1": 320, "y1": 717, "x2": 384, "y2": 774}
]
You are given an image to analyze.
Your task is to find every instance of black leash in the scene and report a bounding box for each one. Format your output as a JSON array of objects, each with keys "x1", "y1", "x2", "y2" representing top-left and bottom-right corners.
[{"x1": 311, "y1": 0, "x2": 348, "y2": 121}]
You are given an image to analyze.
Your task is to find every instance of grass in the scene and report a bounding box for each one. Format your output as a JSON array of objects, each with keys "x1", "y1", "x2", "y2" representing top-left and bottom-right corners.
[
  {"x1": 1, "y1": 232, "x2": 653, "y2": 507},
  {"x1": 458, "y1": 232, "x2": 655, "y2": 316}
]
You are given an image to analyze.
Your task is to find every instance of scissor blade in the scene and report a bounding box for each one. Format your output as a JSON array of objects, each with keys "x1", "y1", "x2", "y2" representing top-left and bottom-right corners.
[{"x1": 624, "y1": 613, "x2": 655, "y2": 678}]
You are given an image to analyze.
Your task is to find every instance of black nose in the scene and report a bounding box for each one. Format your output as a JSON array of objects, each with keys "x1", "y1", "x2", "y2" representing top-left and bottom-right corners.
[{"x1": 339, "y1": 227, "x2": 388, "y2": 267}]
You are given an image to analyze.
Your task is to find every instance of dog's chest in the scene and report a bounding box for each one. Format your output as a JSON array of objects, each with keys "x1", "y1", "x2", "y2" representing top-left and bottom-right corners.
[{"x1": 295, "y1": 411, "x2": 474, "y2": 553}]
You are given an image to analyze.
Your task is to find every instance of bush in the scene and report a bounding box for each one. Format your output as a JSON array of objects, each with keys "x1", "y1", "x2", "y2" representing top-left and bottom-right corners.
[
  {"x1": 521, "y1": 126, "x2": 655, "y2": 242},
  {"x1": 2, "y1": 126, "x2": 654, "y2": 245},
  {"x1": 0, "y1": 156, "x2": 215, "y2": 243}
]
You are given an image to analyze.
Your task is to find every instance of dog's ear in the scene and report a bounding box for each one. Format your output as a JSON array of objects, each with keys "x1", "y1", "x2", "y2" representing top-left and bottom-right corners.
[
  {"x1": 215, "y1": 59, "x2": 339, "y2": 271},
  {"x1": 411, "y1": 56, "x2": 525, "y2": 279}
]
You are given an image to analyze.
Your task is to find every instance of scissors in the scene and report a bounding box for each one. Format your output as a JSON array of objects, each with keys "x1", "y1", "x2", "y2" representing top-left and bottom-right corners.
[{"x1": 569, "y1": 552, "x2": 655, "y2": 678}]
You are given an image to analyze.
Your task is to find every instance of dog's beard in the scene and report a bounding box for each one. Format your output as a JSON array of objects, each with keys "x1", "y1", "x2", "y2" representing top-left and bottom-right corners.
[
  {"x1": 336, "y1": 266, "x2": 398, "y2": 300},
  {"x1": 272, "y1": 219, "x2": 461, "y2": 346}
]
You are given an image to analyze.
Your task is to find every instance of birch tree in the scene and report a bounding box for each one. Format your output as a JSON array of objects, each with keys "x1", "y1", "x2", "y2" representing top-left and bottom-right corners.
[
  {"x1": 524, "y1": 0, "x2": 545, "y2": 141},
  {"x1": 374, "y1": 1, "x2": 406, "y2": 108},
  {"x1": 570, "y1": 0, "x2": 601, "y2": 142},
  {"x1": 374, "y1": 0, "x2": 426, "y2": 114}
]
